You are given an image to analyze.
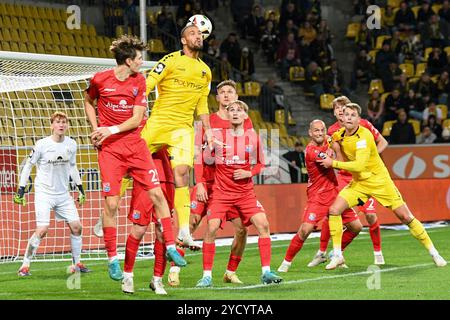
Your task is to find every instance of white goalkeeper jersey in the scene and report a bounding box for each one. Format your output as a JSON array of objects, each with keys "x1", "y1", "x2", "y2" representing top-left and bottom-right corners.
[{"x1": 20, "y1": 136, "x2": 78, "y2": 195}]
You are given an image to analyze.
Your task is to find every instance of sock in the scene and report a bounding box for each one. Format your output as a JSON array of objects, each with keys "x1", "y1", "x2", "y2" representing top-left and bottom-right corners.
[
  {"x1": 153, "y1": 276, "x2": 162, "y2": 282},
  {"x1": 369, "y1": 220, "x2": 382, "y2": 252},
  {"x1": 319, "y1": 218, "x2": 330, "y2": 252},
  {"x1": 407, "y1": 218, "x2": 434, "y2": 251},
  {"x1": 202, "y1": 242, "x2": 216, "y2": 273},
  {"x1": 170, "y1": 247, "x2": 185, "y2": 267},
  {"x1": 23, "y1": 233, "x2": 41, "y2": 267},
  {"x1": 341, "y1": 229, "x2": 358, "y2": 250},
  {"x1": 203, "y1": 270, "x2": 212, "y2": 278},
  {"x1": 284, "y1": 234, "x2": 304, "y2": 263},
  {"x1": 258, "y1": 237, "x2": 271, "y2": 270},
  {"x1": 175, "y1": 186, "x2": 191, "y2": 238},
  {"x1": 70, "y1": 234, "x2": 82, "y2": 265},
  {"x1": 103, "y1": 227, "x2": 117, "y2": 259},
  {"x1": 226, "y1": 254, "x2": 242, "y2": 273},
  {"x1": 159, "y1": 217, "x2": 175, "y2": 247},
  {"x1": 123, "y1": 271, "x2": 133, "y2": 278},
  {"x1": 329, "y1": 215, "x2": 343, "y2": 256},
  {"x1": 124, "y1": 234, "x2": 141, "y2": 273},
  {"x1": 153, "y1": 239, "x2": 167, "y2": 277}
]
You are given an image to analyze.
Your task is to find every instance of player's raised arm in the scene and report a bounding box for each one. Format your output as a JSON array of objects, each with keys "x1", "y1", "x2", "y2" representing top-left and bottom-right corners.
[
  {"x1": 14, "y1": 143, "x2": 41, "y2": 206},
  {"x1": 145, "y1": 54, "x2": 173, "y2": 96}
]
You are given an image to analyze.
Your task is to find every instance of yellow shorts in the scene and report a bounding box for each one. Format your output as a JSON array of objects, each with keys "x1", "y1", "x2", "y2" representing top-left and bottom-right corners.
[
  {"x1": 339, "y1": 177, "x2": 405, "y2": 210},
  {"x1": 140, "y1": 123, "x2": 194, "y2": 168}
]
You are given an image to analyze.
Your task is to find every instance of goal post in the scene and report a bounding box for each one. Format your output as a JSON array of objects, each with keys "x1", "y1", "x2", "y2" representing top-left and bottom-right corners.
[{"x1": 0, "y1": 51, "x2": 156, "y2": 263}]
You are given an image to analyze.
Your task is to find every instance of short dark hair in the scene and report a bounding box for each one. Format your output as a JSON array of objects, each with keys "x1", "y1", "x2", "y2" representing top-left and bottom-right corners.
[
  {"x1": 295, "y1": 142, "x2": 303, "y2": 147},
  {"x1": 110, "y1": 35, "x2": 147, "y2": 65}
]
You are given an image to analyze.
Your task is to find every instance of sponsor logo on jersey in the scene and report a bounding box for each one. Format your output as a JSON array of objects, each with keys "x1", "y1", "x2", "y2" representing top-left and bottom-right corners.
[
  {"x1": 47, "y1": 156, "x2": 69, "y2": 166},
  {"x1": 191, "y1": 201, "x2": 198, "y2": 209},
  {"x1": 103, "y1": 182, "x2": 111, "y2": 193},
  {"x1": 132, "y1": 210, "x2": 141, "y2": 219},
  {"x1": 308, "y1": 213, "x2": 316, "y2": 221},
  {"x1": 153, "y1": 62, "x2": 166, "y2": 74},
  {"x1": 256, "y1": 200, "x2": 263, "y2": 208},
  {"x1": 201, "y1": 70, "x2": 207, "y2": 78}
]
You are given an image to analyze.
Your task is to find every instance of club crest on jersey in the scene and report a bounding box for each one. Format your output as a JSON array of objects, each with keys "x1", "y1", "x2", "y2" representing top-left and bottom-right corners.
[
  {"x1": 103, "y1": 183, "x2": 111, "y2": 193},
  {"x1": 201, "y1": 70, "x2": 206, "y2": 78},
  {"x1": 245, "y1": 145, "x2": 253, "y2": 153},
  {"x1": 256, "y1": 200, "x2": 263, "y2": 208},
  {"x1": 132, "y1": 87, "x2": 139, "y2": 97},
  {"x1": 191, "y1": 201, "x2": 198, "y2": 209},
  {"x1": 133, "y1": 210, "x2": 141, "y2": 219},
  {"x1": 308, "y1": 213, "x2": 316, "y2": 221}
]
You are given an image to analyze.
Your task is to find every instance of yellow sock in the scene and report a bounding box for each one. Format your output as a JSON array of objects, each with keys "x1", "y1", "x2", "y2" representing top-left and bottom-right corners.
[
  {"x1": 120, "y1": 177, "x2": 132, "y2": 197},
  {"x1": 408, "y1": 218, "x2": 434, "y2": 250},
  {"x1": 175, "y1": 186, "x2": 191, "y2": 238},
  {"x1": 329, "y1": 215, "x2": 343, "y2": 254}
]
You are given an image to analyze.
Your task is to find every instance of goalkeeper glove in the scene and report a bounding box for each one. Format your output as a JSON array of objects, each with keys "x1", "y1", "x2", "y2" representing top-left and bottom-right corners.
[
  {"x1": 77, "y1": 184, "x2": 86, "y2": 206},
  {"x1": 14, "y1": 186, "x2": 26, "y2": 206}
]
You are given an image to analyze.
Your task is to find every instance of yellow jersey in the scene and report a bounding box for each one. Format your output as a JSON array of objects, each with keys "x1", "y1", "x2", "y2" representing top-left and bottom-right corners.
[
  {"x1": 146, "y1": 50, "x2": 211, "y2": 128},
  {"x1": 331, "y1": 126, "x2": 390, "y2": 182}
]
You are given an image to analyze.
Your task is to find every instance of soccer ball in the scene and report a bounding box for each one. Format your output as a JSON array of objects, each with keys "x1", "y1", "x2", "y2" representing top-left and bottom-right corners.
[{"x1": 187, "y1": 14, "x2": 213, "y2": 40}]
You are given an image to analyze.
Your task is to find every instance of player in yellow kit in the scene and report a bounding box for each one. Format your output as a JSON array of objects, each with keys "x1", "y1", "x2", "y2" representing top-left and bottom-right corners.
[
  {"x1": 141, "y1": 23, "x2": 213, "y2": 248},
  {"x1": 317, "y1": 103, "x2": 447, "y2": 269}
]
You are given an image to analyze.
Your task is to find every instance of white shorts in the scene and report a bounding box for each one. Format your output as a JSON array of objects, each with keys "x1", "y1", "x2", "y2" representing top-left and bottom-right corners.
[{"x1": 35, "y1": 192, "x2": 80, "y2": 227}]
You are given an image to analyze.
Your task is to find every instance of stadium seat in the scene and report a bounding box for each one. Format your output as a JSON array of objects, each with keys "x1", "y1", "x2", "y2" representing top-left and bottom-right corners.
[
  {"x1": 236, "y1": 82, "x2": 244, "y2": 96},
  {"x1": 10, "y1": 29, "x2": 20, "y2": 42},
  {"x1": 368, "y1": 79, "x2": 384, "y2": 94},
  {"x1": 19, "y1": 42, "x2": 27, "y2": 53},
  {"x1": 424, "y1": 47, "x2": 433, "y2": 60},
  {"x1": 380, "y1": 92, "x2": 391, "y2": 103},
  {"x1": 148, "y1": 38, "x2": 166, "y2": 54},
  {"x1": 27, "y1": 43, "x2": 37, "y2": 53},
  {"x1": 444, "y1": 46, "x2": 450, "y2": 57},
  {"x1": 409, "y1": 119, "x2": 420, "y2": 135},
  {"x1": 274, "y1": 109, "x2": 296, "y2": 125},
  {"x1": 376, "y1": 35, "x2": 391, "y2": 50},
  {"x1": 289, "y1": 66, "x2": 305, "y2": 82},
  {"x1": 411, "y1": 6, "x2": 420, "y2": 18},
  {"x1": 415, "y1": 63, "x2": 427, "y2": 77},
  {"x1": 91, "y1": 47, "x2": 100, "y2": 58},
  {"x1": 382, "y1": 120, "x2": 396, "y2": 136},
  {"x1": 60, "y1": 45, "x2": 69, "y2": 56},
  {"x1": 248, "y1": 109, "x2": 264, "y2": 125},
  {"x1": 88, "y1": 25, "x2": 97, "y2": 37},
  {"x1": 399, "y1": 63, "x2": 414, "y2": 78},
  {"x1": 320, "y1": 94, "x2": 335, "y2": 110},
  {"x1": 244, "y1": 82, "x2": 261, "y2": 96},
  {"x1": 10, "y1": 42, "x2": 20, "y2": 52},
  {"x1": 18, "y1": 17, "x2": 28, "y2": 29},
  {"x1": 1, "y1": 42, "x2": 11, "y2": 51},
  {"x1": 387, "y1": 0, "x2": 401, "y2": 7},
  {"x1": 346, "y1": 22, "x2": 360, "y2": 38},
  {"x1": 437, "y1": 104, "x2": 448, "y2": 119},
  {"x1": 51, "y1": 32, "x2": 60, "y2": 45},
  {"x1": 279, "y1": 124, "x2": 288, "y2": 138},
  {"x1": 368, "y1": 49, "x2": 378, "y2": 63},
  {"x1": 443, "y1": 119, "x2": 450, "y2": 129},
  {"x1": 42, "y1": 19, "x2": 52, "y2": 32},
  {"x1": 10, "y1": 17, "x2": 20, "y2": 29}
]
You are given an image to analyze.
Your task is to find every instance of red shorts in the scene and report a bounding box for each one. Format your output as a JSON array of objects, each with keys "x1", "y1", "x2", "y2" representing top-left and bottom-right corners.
[
  {"x1": 98, "y1": 137, "x2": 160, "y2": 197},
  {"x1": 207, "y1": 191, "x2": 265, "y2": 227},
  {"x1": 302, "y1": 203, "x2": 329, "y2": 226},
  {"x1": 191, "y1": 183, "x2": 241, "y2": 222}
]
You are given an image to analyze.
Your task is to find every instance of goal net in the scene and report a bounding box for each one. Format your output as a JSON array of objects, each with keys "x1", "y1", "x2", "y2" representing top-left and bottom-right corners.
[{"x1": 0, "y1": 51, "x2": 156, "y2": 263}]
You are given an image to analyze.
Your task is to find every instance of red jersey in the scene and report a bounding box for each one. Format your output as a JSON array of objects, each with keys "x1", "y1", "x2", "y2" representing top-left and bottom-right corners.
[
  {"x1": 328, "y1": 119, "x2": 381, "y2": 177},
  {"x1": 212, "y1": 128, "x2": 263, "y2": 199},
  {"x1": 304, "y1": 142, "x2": 338, "y2": 203},
  {"x1": 86, "y1": 69, "x2": 148, "y2": 144},
  {"x1": 194, "y1": 113, "x2": 253, "y2": 184}
]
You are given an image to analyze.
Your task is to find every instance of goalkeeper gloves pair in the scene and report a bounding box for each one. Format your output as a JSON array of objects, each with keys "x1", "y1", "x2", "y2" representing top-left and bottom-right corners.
[{"x1": 14, "y1": 186, "x2": 26, "y2": 206}]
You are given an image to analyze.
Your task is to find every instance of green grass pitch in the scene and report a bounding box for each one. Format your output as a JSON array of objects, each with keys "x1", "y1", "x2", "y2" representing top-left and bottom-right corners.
[{"x1": 0, "y1": 226, "x2": 449, "y2": 300}]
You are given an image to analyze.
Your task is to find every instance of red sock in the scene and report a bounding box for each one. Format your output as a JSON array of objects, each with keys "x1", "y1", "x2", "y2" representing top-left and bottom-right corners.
[
  {"x1": 124, "y1": 234, "x2": 141, "y2": 272},
  {"x1": 226, "y1": 254, "x2": 242, "y2": 272},
  {"x1": 258, "y1": 237, "x2": 271, "y2": 268},
  {"x1": 369, "y1": 220, "x2": 382, "y2": 251},
  {"x1": 153, "y1": 239, "x2": 167, "y2": 277},
  {"x1": 284, "y1": 234, "x2": 304, "y2": 262},
  {"x1": 159, "y1": 217, "x2": 175, "y2": 247},
  {"x1": 103, "y1": 227, "x2": 117, "y2": 258},
  {"x1": 202, "y1": 242, "x2": 215, "y2": 271},
  {"x1": 170, "y1": 247, "x2": 185, "y2": 267},
  {"x1": 342, "y1": 229, "x2": 358, "y2": 250},
  {"x1": 320, "y1": 218, "x2": 330, "y2": 252}
]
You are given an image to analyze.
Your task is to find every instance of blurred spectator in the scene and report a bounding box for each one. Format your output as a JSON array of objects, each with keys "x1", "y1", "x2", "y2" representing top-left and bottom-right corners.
[
  {"x1": 394, "y1": 1, "x2": 416, "y2": 32},
  {"x1": 323, "y1": 59, "x2": 349, "y2": 96},
  {"x1": 259, "y1": 78, "x2": 284, "y2": 122},
  {"x1": 375, "y1": 41, "x2": 397, "y2": 77},
  {"x1": 390, "y1": 110, "x2": 416, "y2": 144},
  {"x1": 279, "y1": 48, "x2": 302, "y2": 80},
  {"x1": 305, "y1": 61, "x2": 325, "y2": 100},
  {"x1": 244, "y1": 4, "x2": 266, "y2": 41},
  {"x1": 422, "y1": 101, "x2": 443, "y2": 125},
  {"x1": 123, "y1": 0, "x2": 138, "y2": 35},
  {"x1": 427, "y1": 47, "x2": 448, "y2": 76},
  {"x1": 176, "y1": 0, "x2": 194, "y2": 23},
  {"x1": 436, "y1": 70, "x2": 450, "y2": 105},
  {"x1": 438, "y1": 0, "x2": 450, "y2": 24},
  {"x1": 416, "y1": 126, "x2": 437, "y2": 144},
  {"x1": 277, "y1": 33, "x2": 300, "y2": 67},
  {"x1": 192, "y1": 1, "x2": 205, "y2": 15},
  {"x1": 310, "y1": 32, "x2": 333, "y2": 67},
  {"x1": 384, "y1": 88, "x2": 406, "y2": 121},
  {"x1": 283, "y1": 19, "x2": 300, "y2": 39},
  {"x1": 381, "y1": 61, "x2": 402, "y2": 92},
  {"x1": 366, "y1": 89, "x2": 385, "y2": 132},
  {"x1": 389, "y1": 31, "x2": 403, "y2": 58},
  {"x1": 426, "y1": 114, "x2": 443, "y2": 140},
  {"x1": 417, "y1": 1, "x2": 433, "y2": 29},
  {"x1": 231, "y1": 0, "x2": 254, "y2": 37},
  {"x1": 280, "y1": 2, "x2": 301, "y2": 36},
  {"x1": 238, "y1": 47, "x2": 255, "y2": 82},
  {"x1": 318, "y1": 19, "x2": 332, "y2": 43},
  {"x1": 260, "y1": 20, "x2": 279, "y2": 64},
  {"x1": 215, "y1": 53, "x2": 234, "y2": 82},
  {"x1": 397, "y1": 72, "x2": 408, "y2": 93},
  {"x1": 383, "y1": 6, "x2": 396, "y2": 32},
  {"x1": 351, "y1": 48, "x2": 373, "y2": 90},
  {"x1": 421, "y1": 15, "x2": 447, "y2": 48},
  {"x1": 409, "y1": 94, "x2": 429, "y2": 120},
  {"x1": 206, "y1": 34, "x2": 220, "y2": 58},
  {"x1": 298, "y1": 21, "x2": 317, "y2": 45},
  {"x1": 435, "y1": 127, "x2": 450, "y2": 143},
  {"x1": 355, "y1": 22, "x2": 373, "y2": 51},
  {"x1": 398, "y1": 33, "x2": 423, "y2": 64},
  {"x1": 413, "y1": 73, "x2": 437, "y2": 99},
  {"x1": 298, "y1": 36, "x2": 313, "y2": 67},
  {"x1": 220, "y1": 33, "x2": 241, "y2": 70},
  {"x1": 282, "y1": 142, "x2": 307, "y2": 183}
]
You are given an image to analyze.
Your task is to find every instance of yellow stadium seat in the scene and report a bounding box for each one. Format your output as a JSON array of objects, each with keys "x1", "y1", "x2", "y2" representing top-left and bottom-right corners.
[
  {"x1": 289, "y1": 66, "x2": 305, "y2": 82},
  {"x1": 236, "y1": 82, "x2": 244, "y2": 96},
  {"x1": 368, "y1": 79, "x2": 384, "y2": 94},
  {"x1": 1, "y1": 42, "x2": 11, "y2": 51},
  {"x1": 42, "y1": 19, "x2": 52, "y2": 32},
  {"x1": 89, "y1": 36, "x2": 99, "y2": 48},
  {"x1": 380, "y1": 92, "x2": 391, "y2": 103},
  {"x1": 408, "y1": 119, "x2": 420, "y2": 135},
  {"x1": 91, "y1": 47, "x2": 100, "y2": 57},
  {"x1": 244, "y1": 82, "x2": 261, "y2": 96},
  {"x1": 376, "y1": 35, "x2": 391, "y2": 50},
  {"x1": 399, "y1": 63, "x2": 414, "y2": 78},
  {"x1": 19, "y1": 42, "x2": 27, "y2": 53},
  {"x1": 415, "y1": 63, "x2": 427, "y2": 77},
  {"x1": 368, "y1": 49, "x2": 378, "y2": 63},
  {"x1": 382, "y1": 120, "x2": 396, "y2": 136},
  {"x1": 2, "y1": 29, "x2": 11, "y2": 42},
  {"x1": 27, "y1": 43, "x2": 37, "y2": 53},
  {"x1": 432, "y1": 4, "x2": 442, "y2": 14},
  {"x1": 387, "y1": 0, "x2": 401, "y2": 7},
  {"x1": 320, "y1": 94, "x2": 335, "y2": 110},
  {"x1": 34, "y1": 19, "x2": 44, "y2": 31},
  {"x1": 411, "y1": 6, "x2": 420, "y2": 18},
  {"x1": 424, "y1": 47, "x2": 433, "y2": 60},
  {"x1": 346, "y1": 23, "x2": 360, "y2": 38},
  {"x1": 18, "y1": 17, "x2": 28, "y2": 29},
  {"x1": 444, "y1": 47, "x2": 450, "y2": 57},
  {"x1": 35, "y1": 43, "x2": 46, "y2": 54},
  {"x1": 74, "y1": 34, "x2": 84, "y2": 47},
  {"x1": 10, "y1": 42, "x2": 19, "y2": 52},
  {"x1": 51, "y1": 32, "x2": 60, "y2": 45},
  {"x1": 60, "y1": 45, "x2": 70, "y2": 56},
  {"x1": 443, "y1": 119, "x2": 450, "y2": 129},
  {"x1": 437, "y1": 104, "x2": 448, "y2": 119},
  {"x1": 10, "y1": 29, "x2": 20, "y2": 42},
  {"x1": 148, "y1": 38, "x2": 166, "y2": 54},
  {"x1": 68, "y1": 46, "x2": 77, "y2": 56},
  {"x1": 10, "y1": 17, "x2": 20, "y2": 29},
  {"x1": 88, "y1": 25, "x2": 97, "y2": 37}
]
